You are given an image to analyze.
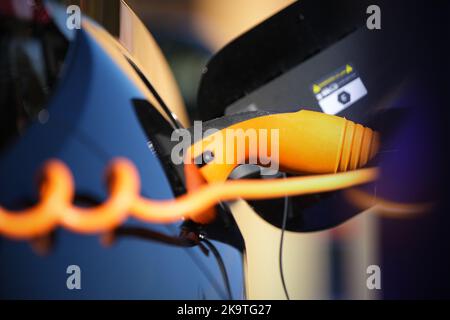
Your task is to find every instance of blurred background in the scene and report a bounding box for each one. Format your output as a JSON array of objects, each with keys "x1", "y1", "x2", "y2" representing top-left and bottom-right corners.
[{"x1": 132, "y1": 0, "x2": 295, "y2": 120}]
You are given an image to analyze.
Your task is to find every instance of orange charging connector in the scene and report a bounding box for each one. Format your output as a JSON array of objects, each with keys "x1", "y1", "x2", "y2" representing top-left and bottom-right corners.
[{"x1": 189, "y1": 110, "x2": 379, "y2": 182}]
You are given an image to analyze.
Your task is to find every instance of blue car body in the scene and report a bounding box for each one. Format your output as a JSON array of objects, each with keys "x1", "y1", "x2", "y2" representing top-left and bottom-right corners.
[{"x1": 0, "y1": 18, "x2": 244, "y2": 300}]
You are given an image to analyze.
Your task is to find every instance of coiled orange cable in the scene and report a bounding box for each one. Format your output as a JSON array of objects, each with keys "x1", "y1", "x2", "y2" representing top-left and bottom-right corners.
[{"x1": 0, "y1": 158, "x2": 378, "y2": 240}]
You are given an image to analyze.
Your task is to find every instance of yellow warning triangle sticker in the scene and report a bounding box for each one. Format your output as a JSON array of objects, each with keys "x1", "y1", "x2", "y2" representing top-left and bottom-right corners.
[
  {"x1": 313, "y1": 84, "x2": 321, "y2": 94},
  {"x1": 346, "y1": 64, "x2": 353, "y2": 74}
]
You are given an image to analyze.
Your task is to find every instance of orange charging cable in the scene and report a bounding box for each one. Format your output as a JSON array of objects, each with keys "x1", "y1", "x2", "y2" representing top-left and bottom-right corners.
[
  {"x1": 0, "y1": 158, "x2": 378, "y2": 239},
  {"x1": 0, "y1": 110, "x2": 381, "y2": 239}
]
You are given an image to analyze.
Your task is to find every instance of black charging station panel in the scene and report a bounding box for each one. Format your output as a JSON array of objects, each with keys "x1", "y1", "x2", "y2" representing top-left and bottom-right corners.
[
  {"x1": 196, "y1": 0, "x2": 416, "y2": 232},
  {"x1": 197, "y1": 0, "x2": 412, "y2": 127}
]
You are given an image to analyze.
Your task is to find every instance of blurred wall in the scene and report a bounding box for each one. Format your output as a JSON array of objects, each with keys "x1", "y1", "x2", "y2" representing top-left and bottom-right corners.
[{"x1": 125, "y1": 0, "x2": 295, "y2": 52}]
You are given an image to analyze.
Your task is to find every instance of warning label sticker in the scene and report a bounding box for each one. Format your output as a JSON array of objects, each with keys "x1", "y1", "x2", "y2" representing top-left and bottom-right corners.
[{"x1": 312, "y1": 64, "x2": 367, "y2": 115}]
